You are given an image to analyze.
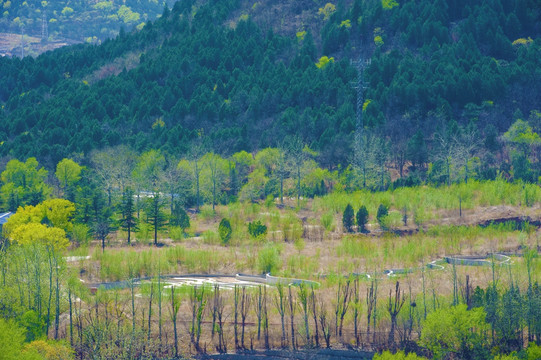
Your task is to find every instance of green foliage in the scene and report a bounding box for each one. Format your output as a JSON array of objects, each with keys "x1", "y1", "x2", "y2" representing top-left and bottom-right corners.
[
  {"x1": 376, "y1": 204, "x2": 389, "y2": 230},
  {"x1": 342, "y1": 203, "x2": 354, "y2": 232},
  {"x1": 318, "y1": 3, "x2": 336, "y2": 20},
  {"x1": 1, "y1": 158, "x2": 51, "y2": 210},
  {"x1": 257, "y1": 242, "x2": 281, "y2": 274},
  {"x1": 248, "y1": 220, "x2": 267, "y2": 239},
  {"x1": 527, "y1": 344, "x2": 541, "y2": 360},
  {"x1": 356, "y1": 205, "x2": 369, "y2": 232},
  {"x1": 70, "y1": 223, "x2": 90, "y2": 246},
  {"x1": 0, "y1": 318, "x2": 35, "y2": 360},
  {"x1": 315, "y1": 55, "x2": 334, "y2": 69},
  {"x1": 144, "y1": 193, "x2": 167, "y2": 246},
  {"x1": 168, "y1": 226, "x2": 184, "y2": 242},
  {"x1": 55, "y1": 158, "x2": 82, "y2": 191},
  {"x1": 421, "y1": 305, "x2": 489, "y2": 360},
  {"x1": 218, "y1": 218, "x2": 232, "y2": 245},
  {"x1": 373, "y1": 351, "x2": 427, "y2": 359},
  {"x1": 320, "y1": 211, "x2": 335, "y2": 232},
  {"x1": 504, "y1": 119, "x2": 541, "y2": 148},
  {"x1": 119, "y1": 188, "x2": 137, "y2": 244},
  {"x1": 170, "y1": 203, "x2": 190, "y2": 230},
  {"x1": 381, "y1": 0, "x2": 399, "y2": 10}
]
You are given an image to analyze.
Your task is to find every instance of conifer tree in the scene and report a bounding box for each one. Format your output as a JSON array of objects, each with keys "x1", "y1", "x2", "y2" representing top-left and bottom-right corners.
[
  {"x1": 342, "y1": 203, "x2": 354, "y2": 232},
  {"x1": 145, "y1": 193, "x2": 167, "y2": 246},
  {"x1": 119, "y1": 188, "x2": 138, "y2": 245},
  {"x1": 356, "y1": 205, "x2": 369, "y2": 233}
]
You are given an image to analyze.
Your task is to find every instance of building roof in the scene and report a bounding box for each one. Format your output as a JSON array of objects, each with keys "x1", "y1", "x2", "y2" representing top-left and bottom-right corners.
[{"x1": 0, "y1": 212, "x2": 13, "y2": 225}]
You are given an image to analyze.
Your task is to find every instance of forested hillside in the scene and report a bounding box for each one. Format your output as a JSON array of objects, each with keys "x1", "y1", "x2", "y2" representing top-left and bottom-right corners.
[
  {"x1": 0, "y1": 0, "x2": 540, "y2": 184},
  {"x1": 0, "y1": 0, "x2": 177, "y2": 44}
]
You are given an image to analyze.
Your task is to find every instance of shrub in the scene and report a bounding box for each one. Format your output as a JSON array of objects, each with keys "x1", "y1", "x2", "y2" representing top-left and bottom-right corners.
[
  {"x1": 248, "y1": 220, "x2": 267, "y2": 239},
  {"x1": 377, "y1": 204, "x2": 389, "y2": 230},
  {"x1": 170, "y1": 204, "x2": 190, "y2": 230},
  {"x1": 169, "y1": 226, "x2": 184, "y2": 242},
  {"x1": 342, "y1": 203, "x2": 354, "y2": 232},
  {"x1": 136, "y1": 222, "x2": 151, "y2": 242},
  {"x1": 373, "y1": 350, "x2": 428, "y2": 359},
  {"x1": 71, "y1": 223, "x2": 90, "y2": 246},
  {"x1": 218, "y1": 218, "x2": 232, "y2": 245},
  {"x1": 202, "y1": 230, "x2": 219, "y2": 245},
  {"x1": 421, "y1": 305, "x2": 488, "y2": 360},
  {"x1": 356, "y1": 205, "x2": 369, "y2": 232},
  {"x1": 258, "y1": 243, "x2": 281, "y2": 274},
  {"x1": 320, "y1": 211, "x2": 335, "y2": 231}
]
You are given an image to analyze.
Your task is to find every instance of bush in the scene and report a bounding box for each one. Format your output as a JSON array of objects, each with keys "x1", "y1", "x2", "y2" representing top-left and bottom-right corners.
[
  {"x1": 136, "y1": 222, "x2": 151, "y2": 242},
  {"x1": 218, "y1": 218, "x2": 232, "y2": 245},
  {"x1": 356, "y1": 205, "x2": 369, "y2": 232},
  {"x1": 248, "y1": 220, "x2": 267, "y2": 239},
  {"x1": 257, "y1": 243, "x2": 281, "y2": 274},
  {"x1": 70, "y1": 223, "x2": 90, "y2": 246},
  {"x1": 169, "y1": 226, "x2": 184, "y2": 242},
  {"x1": 421, "y1": 305, "x2": 488, "y2": 360},
  {"x1": 170, "y1": 203, "x2": 190, "y2": 230},
  {"x1": 342, "y1": 203, "x2": 354, "y2": 232},
  {"x1": 377, "y1": 204, "x2": 389, "y2": 230},
  {"x1": 373, "y1": 350, "x2": 428, "y2": 359},
  {"x1": 320, "y1": 211, "x2": 335, "y2": 231},
  {"x1": 202, "y1": 230, "x2": 219, "y2": 245}
]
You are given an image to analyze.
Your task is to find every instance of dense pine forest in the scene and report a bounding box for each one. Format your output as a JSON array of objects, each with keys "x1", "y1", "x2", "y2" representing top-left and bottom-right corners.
[{"x1": 1, "y1": 0, "x2": 541, "y2": 359}]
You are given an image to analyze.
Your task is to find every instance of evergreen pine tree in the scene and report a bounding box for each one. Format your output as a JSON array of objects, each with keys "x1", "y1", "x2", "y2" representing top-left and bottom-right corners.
[
  {"x1": 356, "y1": 205, "x2": 369, "y2": 233},
  {"x1": 342, "y1": 203, "x2": 354, "y2": 232},
  {"x1": 119, "y1": 188, "x2": 138, "y2": 245},
  {"x1": 145, "y1": 193, "x2": 167, "y2": 246},
  {"x1": 377, "y1": 204, "x2": 389, "y2": 230}
]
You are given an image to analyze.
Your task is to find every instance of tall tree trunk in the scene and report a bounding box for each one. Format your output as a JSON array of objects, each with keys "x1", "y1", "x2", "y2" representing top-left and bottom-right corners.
[
  {"x1": 289, "y1": 286, "x2": 296, "y2": 350},
  {"x1": 311, "y1": 286, "x2": 320, "y2": 348}
]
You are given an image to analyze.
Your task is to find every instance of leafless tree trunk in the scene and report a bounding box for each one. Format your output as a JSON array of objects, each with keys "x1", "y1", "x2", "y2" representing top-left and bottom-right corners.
[
  {"x1": 387, "y1": 281, "x2": 406, "y2": 348},
  {"x1": 257, "y1": 286, "x2": 262, "y2": 341},
  {"x1": 318, "y1": 299, "x2": 331, "y2": 348},
  {"x1": 298, "y1": 283, "x2": 311, "y2": 347},
  {"x1": 234, "y1": 285, "x2": 239, "y2": 351},
  {"x1": 335, "y1": 278, "x2": 352, "y2": 338},
  {"x1": 288, "y1": 286, "x2": 296, "y2": 350},
  {"x1": 215, "y1": 285, "x2": 227, "y2": 353},
  {"x1": 240, "y1": 286, "x2": 251, "y2": 349},
  {"x1": 170, "y1": 286, "x2": 180, "y2": 358},
  {"x1": 147, "y1": 282, "x2": 153, "y2": 341},
  {"x1": 310, "y1": 286, "x2": 320, "y2": 348},
  {"x1": 263, "y1": 286, "x2": 270, "y2": 350},
  {"x1": 273, "y1": 283, "x2": 287, "y2": 348},
  {"x1": 353, "y1": 278, "x2": 361, "y2": 347},
  {"x1": 366, "y1": 280, "x2": 376, "y2": 344}
]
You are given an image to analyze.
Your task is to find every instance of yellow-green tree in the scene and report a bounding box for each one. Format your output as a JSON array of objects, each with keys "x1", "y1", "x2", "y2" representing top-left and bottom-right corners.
[
  {"x1": 1, "y1": 158, "x2": 51, "y2": 211},
  {"x1": 9, "y1": 222, "x2": 69, "y2": 251},
  {"x1": 420, "y1": 305, "x2": 488, "y2": 359},
  {"x1": 4, "y1": 199, "x2": 75, "y2": 236},
  {"x1": 55, "y1": 159, "x2": 83, "y2": 196}
]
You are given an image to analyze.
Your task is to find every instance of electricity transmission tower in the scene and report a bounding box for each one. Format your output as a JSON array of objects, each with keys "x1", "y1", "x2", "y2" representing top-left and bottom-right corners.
[
  {"x1": 42, "y1": 11, "x2": 48, "y2": 43},
  {"x1": 353, "y1": 48, "x2": 371, "y2": 187},
  {"x1": 20, "y1": 26, "x2": 24, "y2": 58}
]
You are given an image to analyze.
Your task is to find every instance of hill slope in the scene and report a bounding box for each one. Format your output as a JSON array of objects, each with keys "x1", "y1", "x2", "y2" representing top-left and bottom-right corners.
[{"x1": 0, "y1": 0, "x2": 539, "y2": 174}]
